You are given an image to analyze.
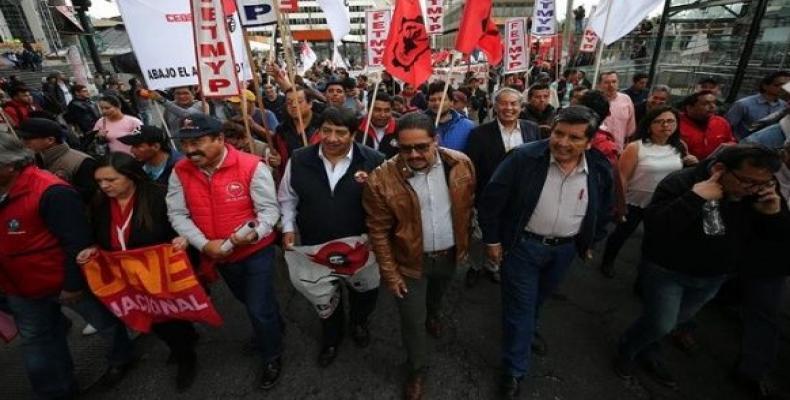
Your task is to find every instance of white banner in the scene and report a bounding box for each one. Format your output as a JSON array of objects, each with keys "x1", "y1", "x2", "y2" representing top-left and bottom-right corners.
[
  {"x1": 236, "y1": 0, "x2": 276, "y2": 27},
  {"x1": 365, "y1": 9, "x2": 391, "y2": 68},
  {"x1": 579, "y1": 27, "x2": 598, "y2": 53},
  {"x1": 191, "y1": 0, "x2": 241, "y2": 98},
  {"x1": 589, "y1": 0, "x2": 664, "y2": 45},
  {"x1": 531, "y1": 0, "x2": 556, "y2": 36},
  {"x1": 504, "y1": 18, "x2": 528, "y2": 74},
  {"x1": 285, "y1": 236, "x2": 380, "y2": 318},
  {"x1": 425, "y1": 0, "x2": 443, "y2": 35},
  {"x1": 117, "y1": 0, "x2": 250, "y2": 91},
  {"x1": 317, "y1": 0, "x2": 351, "y2": 42}
]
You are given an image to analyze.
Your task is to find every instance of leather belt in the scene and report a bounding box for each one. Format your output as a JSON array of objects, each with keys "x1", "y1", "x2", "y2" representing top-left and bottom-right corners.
[
  {"x1": 424, "y1": 247, "x2": 455, "y2": 258},
  {"x1": 523, "y1": 231, "x2": 574, "y2": 246}
]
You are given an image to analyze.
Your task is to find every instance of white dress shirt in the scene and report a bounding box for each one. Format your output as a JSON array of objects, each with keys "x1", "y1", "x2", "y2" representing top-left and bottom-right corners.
[
  {"x1": 498, "y1": 119, "x2": 523, "y2": 152},
  {"x1": 278, "y1": 145, "x2": 354, "y2": 233},
  {"x1": 525, "y1": 155, "x2": 589, "y2": 237},
  {"x1": 407, "y1": 152, "x2": 455, "y2": 252}
]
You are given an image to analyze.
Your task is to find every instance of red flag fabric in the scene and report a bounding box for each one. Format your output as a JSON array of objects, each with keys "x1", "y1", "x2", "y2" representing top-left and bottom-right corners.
[
  {"x1": 454, "y1": 0, "x2": 502, "y2": 66},
  {"x1": 221, "y1": 0, "x2": 236, "y2": 14},
  {"x1": 383, "y1": 0, "x2": 433, "y2": 87}
]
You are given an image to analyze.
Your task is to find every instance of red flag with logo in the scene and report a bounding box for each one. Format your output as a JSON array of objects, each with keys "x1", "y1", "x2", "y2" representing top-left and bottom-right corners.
[
  {"x1": 454, "y1": 0, "x2": 502, "y2": 66},
  {"x1": 383, "y1": 0, "x2": 433, "y2": 87}
]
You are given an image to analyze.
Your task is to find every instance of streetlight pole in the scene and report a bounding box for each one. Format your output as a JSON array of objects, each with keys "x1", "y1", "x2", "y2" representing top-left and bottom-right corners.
[{"x1": 71, "y1": 0, "x2": 105, "y2": 75}]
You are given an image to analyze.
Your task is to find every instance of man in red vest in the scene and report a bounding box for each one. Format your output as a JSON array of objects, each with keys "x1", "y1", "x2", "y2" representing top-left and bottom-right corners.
[
  {"x1": 0, "y1": 134, "x2": 136, "y2": 399},
  {"x1": 166, "y1": 114, "x2": 283, "y2": 390}
]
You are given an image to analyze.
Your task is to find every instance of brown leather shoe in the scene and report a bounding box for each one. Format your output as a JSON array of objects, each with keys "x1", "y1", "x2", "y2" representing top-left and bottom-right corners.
[
  {"x1": 404, "y1": 374, "x2": 424, "y2": 400},
  {"x1": 425, "y1": 317, "x2": 443, "y2": 339}
]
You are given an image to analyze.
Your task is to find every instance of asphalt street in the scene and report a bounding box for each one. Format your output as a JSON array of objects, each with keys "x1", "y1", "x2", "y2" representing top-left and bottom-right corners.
[{"x1": 2, "y1": 230, "x2": 789, "y2": 400}]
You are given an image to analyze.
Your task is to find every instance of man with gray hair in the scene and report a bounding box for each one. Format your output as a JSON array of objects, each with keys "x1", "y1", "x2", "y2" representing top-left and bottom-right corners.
[
  {"x1": 0, "y1": 134, "x2": 136, "y2": 398},
  {"x1": 479, "y1": 106, "x2": 614, "y2": 398},
  {"x1": 465, "y1": 87, "x2": 540, "y2": 287},
  {"x1": 635, "y1": 84, "x2": 671, "y2": 124}
]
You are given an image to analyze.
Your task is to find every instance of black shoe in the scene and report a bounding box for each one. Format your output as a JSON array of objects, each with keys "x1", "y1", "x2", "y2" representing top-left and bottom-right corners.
[
  {"x1": 351, "y1": 324, "x2": 370, "y2": 348},
  {"x1": 259, "y1": 357, "x2": 282, "y2": 390},
  {"x1": 639, "y1": 357, "x2": 677, "y2": 388},
  {"x1": 175, "y1": 353, "x2": 197, "y2": 392},
  {"x1": 98, "y1": 361, "x2": 136, "y2": 388},
  {"x1": 499, "y1": 375, "x2": 521, "y2": 399},
  {"x1": 600, "y1": 261, "x2": 616, "y2": 278},
  {"x1": 465, "y1": 268, "x2": 481, "y2": 288},
  {"x1": 531, "y1": 332, "x2": 547, "y2": 357},
  {"x1": 318, "y1": 345, "x2": 338, "y2": 367},
  {"x1": 613, "y1": 354, "x2": 636, "y2": 380}
]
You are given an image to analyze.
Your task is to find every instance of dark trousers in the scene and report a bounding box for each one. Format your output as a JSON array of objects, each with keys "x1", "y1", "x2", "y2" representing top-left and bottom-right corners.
[
  {"x1": 151, "y1": 320, "x2": 198, "y2": 362},
  {"x1": 738, "y1": 276, "x2": 786, "y2": 380},
  {"x1": 396, "y1": 251, "x2": 456, "y2": 374},
  {"x1": 601, "y1": 205, "x2": 645, "y2": 266},
  {"x1": 501, "y1": 235, "x2": 576, "y2": 378},
  {"x1": 219, "y1": 247, "x2": 283, "y2": 364},
  {"x1": 321, "y1": 285, "x2": 378, "y2": 346}
]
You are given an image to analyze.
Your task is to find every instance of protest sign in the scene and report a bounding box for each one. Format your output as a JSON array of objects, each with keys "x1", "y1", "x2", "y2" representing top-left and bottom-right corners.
[
  {"x1": 191, "y1": 0, "x2": 242, "y2": 98},
  {"x1": 82, "y1": 244, "x2": 223, "y2": 333},
  {"x1": 117, "y1": 0, "x2": 250, "y2": 91},
  {"x1": 531, "y1": 0, "x2": 556, "y2": 36},
  {"x1": 236, "y1": 0, "x2": 276, "y2": 26},
  {"x1": 425, "y1": 0, "x2": 443, "y2": 35},
  {"x1": 365, "y1": 9, "x2": 391, "y2": 68},
  {"x1": 579, "y1": 27, "x2": 599, "y2": 53},
  {"x1": 504, "y1": 18, "x2": 528, "y2": 73}
]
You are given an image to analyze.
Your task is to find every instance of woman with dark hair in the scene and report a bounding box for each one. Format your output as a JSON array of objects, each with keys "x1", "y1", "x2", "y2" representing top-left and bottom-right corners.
[
  {"x1": 93, "y1": 95, "x2": 142, "y2": 155},
  {"x1": 76, "y1": 152, "x2": 199, "y2": 391},
  {"x1": 600, "y1": 106, "x2": 698, "y2": 277}
]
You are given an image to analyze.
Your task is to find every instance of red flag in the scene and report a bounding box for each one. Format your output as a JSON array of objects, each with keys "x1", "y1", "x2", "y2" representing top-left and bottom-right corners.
[
  {"x1": 383, "y1": 0, "x2": 432, "y2": 87},
  {"x1": 221, "y1": 0, "x2": 236, "y2": 14},
  {"x1": 454, "y1": 0, "x2": 502, "y2": 66}
]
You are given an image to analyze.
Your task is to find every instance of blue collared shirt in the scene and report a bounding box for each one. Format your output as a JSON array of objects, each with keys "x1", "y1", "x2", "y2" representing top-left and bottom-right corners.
[{"x1": 725, "y1": 94, "x2": 787, "y2": 139}]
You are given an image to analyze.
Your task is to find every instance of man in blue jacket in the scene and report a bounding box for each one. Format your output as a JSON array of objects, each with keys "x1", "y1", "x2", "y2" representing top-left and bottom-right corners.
[
  {"x1": 479, "y1": 106, "x2": 614, "y2": 399},
  {"x1": 425, "y1": 80, "x2": 475, "y2": 152}
]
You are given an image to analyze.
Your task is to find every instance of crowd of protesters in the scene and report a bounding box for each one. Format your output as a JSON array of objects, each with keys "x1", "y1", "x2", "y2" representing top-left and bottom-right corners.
[{"x1": 0, "y1": 58, "x2": 789, "y2": 400}]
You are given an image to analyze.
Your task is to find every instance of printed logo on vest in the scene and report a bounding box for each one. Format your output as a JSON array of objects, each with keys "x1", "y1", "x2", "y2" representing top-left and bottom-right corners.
[
  {"x1": 226, "y1": 181, "x2": 245, "y2": 199},
  {"x1": 6, "y1": 218, "x2": 23, "y2": 235}
]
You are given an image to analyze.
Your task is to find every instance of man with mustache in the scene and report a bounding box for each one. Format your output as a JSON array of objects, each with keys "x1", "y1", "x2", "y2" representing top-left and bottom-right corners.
[
  {"x1": 479, "y1": 106, "x2": 614, "y2": 399},
  {"x1": 165, "y1": 114, "x2": 283, "y2": 390},
  {"x1": 278, "y1": 106, "x2": 385, "y2": 367},
  {"x1": 363, "y1": 112, "x2": 475, "y2": 400},
  {"x1": 465, "y1": 88, "x2": 540, "y2": 287}
]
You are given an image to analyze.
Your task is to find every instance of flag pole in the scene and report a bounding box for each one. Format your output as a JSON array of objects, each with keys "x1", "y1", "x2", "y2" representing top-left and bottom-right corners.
[
  {"x1": 276, "y1": 7, "x2": 307, "y2": 146},
  {"x1": 436, "y1": 52, "x2": 458, "y2": 127},
  {"x1": 242, "y1": 27, "x2": 273, "y2": 146},
  {"x1": 591, "y1": 0, "x2": 613, "y2": 88},
  {"x1": 153, "y1": 103, "x2": 177, "y2": 151},
  {"x1": 363, "y1": 80, "x2": 381, "y2": 147},
  {"x1": 525, "y1": 30, "x2": 532, "y2": 88}
]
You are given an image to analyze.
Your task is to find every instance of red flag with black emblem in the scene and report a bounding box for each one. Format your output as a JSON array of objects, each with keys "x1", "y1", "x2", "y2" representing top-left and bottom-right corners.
[
  {"x1": 454, "y1": 0, "x2": 502, "y2": 66},
  {"x1": 383, "y1": 0, "x2": 432, "y2": 87}
]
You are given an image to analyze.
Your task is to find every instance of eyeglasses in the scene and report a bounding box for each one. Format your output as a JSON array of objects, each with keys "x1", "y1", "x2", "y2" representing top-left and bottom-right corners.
[
  {"x1": 729, "y1": 170, "x2": 775, "y2": 190},
  {"x1": 651, "y1": 119, "x2": 677, "y2": 126},
  {"x1": 398, "y1": 142, "x2": 433, "y2": 154}
]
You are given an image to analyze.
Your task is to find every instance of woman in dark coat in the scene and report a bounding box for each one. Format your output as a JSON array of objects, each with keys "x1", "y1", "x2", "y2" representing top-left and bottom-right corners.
[{"x1": 76, "y1": 152, "x2": 199, "y2": 391}]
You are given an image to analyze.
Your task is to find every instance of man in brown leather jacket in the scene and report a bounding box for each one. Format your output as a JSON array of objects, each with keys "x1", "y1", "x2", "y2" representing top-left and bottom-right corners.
[{"x1": 363, "y1": 112, "x2": 475, "y2": 400}]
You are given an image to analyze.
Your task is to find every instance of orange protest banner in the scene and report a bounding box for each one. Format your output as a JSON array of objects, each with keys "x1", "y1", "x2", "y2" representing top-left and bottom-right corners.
[{"x1": 83, "y1": 244, "x2": 223, "y2": 332}]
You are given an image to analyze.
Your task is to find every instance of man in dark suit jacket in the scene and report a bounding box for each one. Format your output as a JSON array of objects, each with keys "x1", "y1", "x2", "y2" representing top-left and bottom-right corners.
[{"x1": 465, "y1": 87, "x2": 540, "y2": 287}]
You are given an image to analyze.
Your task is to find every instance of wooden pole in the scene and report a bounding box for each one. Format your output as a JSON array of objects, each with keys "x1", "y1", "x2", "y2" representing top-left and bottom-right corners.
[
  {"x1": 435, "y1": 52, "x2": 458, "y2": 127},
  {"x1": 277, "y1": 9, "x2": 306, "y2": 146},
  {"x1": 242, "y1": 27, "x2": 274, "y2": 146},
  {"x1": 240, "y1": 94, "x2": 254, "y2": 152},
  {"x1": 153, "y1": 104, "x2": 177, "y2": 151},
  {"x1": 363, "y1": 80, "x2": 381, "y2": 147},
  {"x1": 591, "y1": 0, "x2": 613, "y2": 88}
]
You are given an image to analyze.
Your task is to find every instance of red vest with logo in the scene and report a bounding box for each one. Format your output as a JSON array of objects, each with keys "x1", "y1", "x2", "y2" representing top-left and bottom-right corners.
[
  {"x1": 0, "y1": 166, "x2": 68, "y2": 297},
  {"x1": 174, "y1": 145, "x2": 276, "y2": 262}
]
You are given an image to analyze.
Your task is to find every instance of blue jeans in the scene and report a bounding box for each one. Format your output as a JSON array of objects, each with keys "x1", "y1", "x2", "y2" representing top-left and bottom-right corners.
[
  {"x1": 619, "y1": 261, "x2": 727, "y2": 360},
  {"x1": 218, "y1": 246, "x2": 283, "y2": 363},
  {"x1": 501, "y1": 234, "x2": 576, "y2": 378},
  {"x1": 6, "y1": 294, "x2": 134, "y2": 400}
]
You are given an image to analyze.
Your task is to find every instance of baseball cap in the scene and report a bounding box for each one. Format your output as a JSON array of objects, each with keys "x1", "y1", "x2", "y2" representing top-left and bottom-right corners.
[
  {"x1": 172, "y1": 114, "x2": 223, "y2": 139},
  {"x1": 16, "y1": 118, "x2": 64, "y2": 140},
  {"x1": 227, "y1": 89, "x2": 256, "y2": 103},
  {"x1": 118, "y1": 125, "x2": 167, "y2": 146}
]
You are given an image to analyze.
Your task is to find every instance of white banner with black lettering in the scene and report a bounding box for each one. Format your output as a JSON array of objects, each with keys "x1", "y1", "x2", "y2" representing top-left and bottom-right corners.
[
  {"x1": 531, "y1": 0, "x2": 556, "y2": 36},
  {"x1": 117, "y1": 0, "x2": 250, "y2": 91},
  {"x1": 285, "y1": 235, "x2": 380, "y2": 319},
  {"x1": 235, "y1": 0, "x2": 276, "y2": 27}
]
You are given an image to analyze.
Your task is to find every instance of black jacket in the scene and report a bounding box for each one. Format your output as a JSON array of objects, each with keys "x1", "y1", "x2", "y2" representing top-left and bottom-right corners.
[
  {"x1": 642, "y1": 160, "x2": 790, "y2": 277},
  {"x1": 64, "y1": 98, "x2": 101, "y2": 134},
  {"x1": 90, "y1": 184, "x2": 176, "y2": 251},
  {"x1": 466, "y1": 119, "x2": 540, "y2": 204}
]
